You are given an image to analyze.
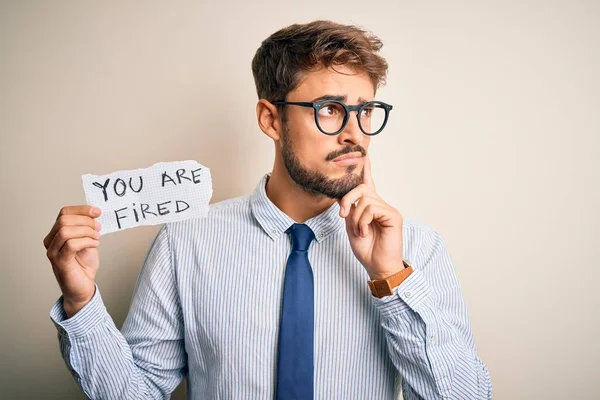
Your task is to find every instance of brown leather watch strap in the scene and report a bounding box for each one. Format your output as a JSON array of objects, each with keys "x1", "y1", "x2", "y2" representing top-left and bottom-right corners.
[{"x1": 368, "y1": 260, "x2": 413, "y2": 298}]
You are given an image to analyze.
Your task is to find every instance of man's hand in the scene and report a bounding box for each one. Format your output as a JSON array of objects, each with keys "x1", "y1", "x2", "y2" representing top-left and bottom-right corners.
[
  {"x1": 43, "y1": 205, "x2": 102, "y2": 317},
  {"x1": 338, "y1": 154, "x2": 405, "y2": 280}
]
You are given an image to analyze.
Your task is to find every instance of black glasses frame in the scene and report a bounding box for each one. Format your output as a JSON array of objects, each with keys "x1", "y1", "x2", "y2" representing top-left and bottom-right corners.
[{"x1": 271, "y1": 99, "x2": 393, "y2": 136}]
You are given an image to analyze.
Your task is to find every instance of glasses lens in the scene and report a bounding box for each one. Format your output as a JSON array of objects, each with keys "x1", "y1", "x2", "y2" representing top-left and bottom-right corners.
[
  {"x1": 359, "y1": 103, "x2": 387, "y2": 135},
  {"x1": 316, "y1": 101, "x2": 347, "y2": 134}
]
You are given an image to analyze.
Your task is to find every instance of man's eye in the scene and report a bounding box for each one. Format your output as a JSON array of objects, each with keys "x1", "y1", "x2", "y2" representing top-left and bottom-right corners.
[{"x1": 318, "y1": 103, "x2": 342, "y2": 117}]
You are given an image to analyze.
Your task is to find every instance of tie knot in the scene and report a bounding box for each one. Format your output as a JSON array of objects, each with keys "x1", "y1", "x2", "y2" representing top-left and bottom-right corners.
[{"x1": 285, "y1": 223, "x2": 315, "y2": 252}]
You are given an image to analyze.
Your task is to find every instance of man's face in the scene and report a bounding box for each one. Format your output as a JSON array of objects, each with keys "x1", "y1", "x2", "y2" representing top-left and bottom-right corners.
[{"x1": 280, "y1": 65, "x2": 374, "y2": 200}]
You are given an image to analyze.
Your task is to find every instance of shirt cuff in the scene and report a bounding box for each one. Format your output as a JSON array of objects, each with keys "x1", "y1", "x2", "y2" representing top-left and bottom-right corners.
[
  {"x1": 49, "y1": 284, "x2": 108, "y2": 338},
  {"x1": 371, "y1": 267, "x2": 432, "y2": 318}
]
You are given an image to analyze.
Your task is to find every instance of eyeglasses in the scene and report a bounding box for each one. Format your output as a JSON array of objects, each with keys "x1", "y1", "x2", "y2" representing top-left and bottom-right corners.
[{"x1": 272, "y1": 99, "x2": 393, "y2": 136}]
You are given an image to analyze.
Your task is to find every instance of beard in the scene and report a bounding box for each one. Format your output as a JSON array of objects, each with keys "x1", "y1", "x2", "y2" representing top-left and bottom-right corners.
[{"x1": 280, "y1": 122, "x2": 365, "y2": 200}]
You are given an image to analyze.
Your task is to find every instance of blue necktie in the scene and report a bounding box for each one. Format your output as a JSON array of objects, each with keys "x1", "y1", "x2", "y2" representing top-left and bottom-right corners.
[{"x1": 276, "y1": 223, "x2": 315, "y2": 400}]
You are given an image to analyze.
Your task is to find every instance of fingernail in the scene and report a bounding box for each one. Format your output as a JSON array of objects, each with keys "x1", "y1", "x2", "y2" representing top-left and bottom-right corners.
[
  {"x1": 91, "y1": 207, "x2": 99, "y2": 216},
  {"x1": 340, "y1": 207, "x2": 345, "y2": 217},
  {"x1": 95, "y1": 221, "x2": 101, "y2": 231}
]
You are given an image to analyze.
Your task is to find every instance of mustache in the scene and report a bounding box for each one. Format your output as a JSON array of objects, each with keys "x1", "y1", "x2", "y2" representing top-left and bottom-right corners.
[{"x1": 326, "y1": 146, "x2": 367, "y2": 161}]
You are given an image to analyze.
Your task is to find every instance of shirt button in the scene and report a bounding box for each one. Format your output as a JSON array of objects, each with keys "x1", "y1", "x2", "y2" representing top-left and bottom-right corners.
[
  {"x1": 429, "y1": 335, "x2": 435, "y2": 345},
  {"x1": 404, "y1": 291, "x2": 412, "y2": 298},
  {"x1": 318, "y1": 232, "x2": 324, "y2": 238},
  {"x1": 271, "y1": 229, "x2": 277, "y2": 234}
]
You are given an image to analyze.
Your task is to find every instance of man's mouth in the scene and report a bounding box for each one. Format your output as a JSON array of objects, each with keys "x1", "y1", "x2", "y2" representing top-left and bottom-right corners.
[{"x1": 332, "y1": 152, "x2": 363, "y2": 162}]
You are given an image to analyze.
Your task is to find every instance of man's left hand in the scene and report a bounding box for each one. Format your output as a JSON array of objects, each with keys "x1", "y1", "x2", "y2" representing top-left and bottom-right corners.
[{"x1": 338, "y1": 154, "x2": 405, "y2": 280}]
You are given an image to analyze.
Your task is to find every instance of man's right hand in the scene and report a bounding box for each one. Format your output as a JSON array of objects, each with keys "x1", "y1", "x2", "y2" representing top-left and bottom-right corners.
[{"x1": 44, "y1": 205, "x2": 102, "y2": 318}]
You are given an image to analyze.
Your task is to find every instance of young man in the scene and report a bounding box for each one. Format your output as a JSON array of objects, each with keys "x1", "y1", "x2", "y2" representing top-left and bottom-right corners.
[{"x1": 44, "y1": 20, "x2": 492, "y2": 399}]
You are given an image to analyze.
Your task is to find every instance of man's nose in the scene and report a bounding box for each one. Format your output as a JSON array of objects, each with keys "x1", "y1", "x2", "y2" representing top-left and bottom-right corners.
[{"x1": 337, "y1": 112, "x2": 364, "y2": 146}]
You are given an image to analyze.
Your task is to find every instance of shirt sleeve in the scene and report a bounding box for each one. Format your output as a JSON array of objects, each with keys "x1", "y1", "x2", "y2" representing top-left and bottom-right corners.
[
  {"x1": 49, "y1": 224, "x2": 187, "y2": 399},
  {"x1": 371, "y1": 226, "x2": 492, "y2": 399}
]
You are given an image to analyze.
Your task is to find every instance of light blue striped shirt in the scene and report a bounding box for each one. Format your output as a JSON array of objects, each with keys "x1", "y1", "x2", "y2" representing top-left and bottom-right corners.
[{"x1": 50, "y1": 173, "x2": 492, "y2": 399}]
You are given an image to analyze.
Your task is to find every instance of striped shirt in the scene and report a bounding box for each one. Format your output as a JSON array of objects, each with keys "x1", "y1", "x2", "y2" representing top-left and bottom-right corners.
[{"x1": 50, "y1": 173, "x2": 492, "y2": 399}]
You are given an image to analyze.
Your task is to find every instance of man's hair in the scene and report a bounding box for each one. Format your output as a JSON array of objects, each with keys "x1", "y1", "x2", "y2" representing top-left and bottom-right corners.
[{"x1": 251, "y1": 20, "x2": 388, "y2": 106}]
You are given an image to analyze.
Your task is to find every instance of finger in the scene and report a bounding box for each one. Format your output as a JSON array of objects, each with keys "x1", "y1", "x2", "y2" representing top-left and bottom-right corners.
[
  {"x1": 339, "y1": 184, "x2": 371, "y2": 218},
  {"x1": 344, "y1": 201, "x2": 360, "y2": 237},
  {"x1": 358, "y1": 204, "x2": 395, "y2": 238},
  {"x1": 55, "y1": 237, "x2": 100, "y2": 265},
  {"x1": 362, "y1": 153, "x2": 375, "y2": 191},
  {"x1": 357, "y1": 204, "x2": 378, "y2": 237},
  {"x1": 44, "y1": 215, "x2": 101, "y2": 249},
  {"x1": 47, "y1": 226, "x2": 101, "y2": 260},
  {"x1": 56, "y1": 205, "x2": 101, "y2": 220},
  {"x1": 46, "y1": 206, "x2": 100, "y2": 247},
  {"x1": 351, "y1": 197, "x2": 387, "y2": 236},
  {"x1": 359, "y1": 204, "x2": 400, "y2": 237}
]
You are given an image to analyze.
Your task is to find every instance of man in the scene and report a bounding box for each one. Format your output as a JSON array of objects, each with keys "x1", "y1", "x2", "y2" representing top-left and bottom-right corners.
[{"x1": 44, "y1": 20, "x2": 492, "y2": 399}]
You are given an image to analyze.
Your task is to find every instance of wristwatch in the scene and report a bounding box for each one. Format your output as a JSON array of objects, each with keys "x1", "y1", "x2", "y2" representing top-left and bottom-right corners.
[{"x1": 368, "y1": 260, "x2": 413, "y2": 298}]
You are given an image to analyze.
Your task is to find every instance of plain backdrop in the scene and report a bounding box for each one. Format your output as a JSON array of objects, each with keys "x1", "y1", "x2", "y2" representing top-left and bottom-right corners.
[{"x1": 1, "y1": 1, "x2": 598, "y2": 399}]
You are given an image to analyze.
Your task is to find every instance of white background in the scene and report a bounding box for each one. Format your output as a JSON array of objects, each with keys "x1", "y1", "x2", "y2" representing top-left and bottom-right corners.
[{"x1": 1, "y1": 1, "x2": 598, "y2": 398}]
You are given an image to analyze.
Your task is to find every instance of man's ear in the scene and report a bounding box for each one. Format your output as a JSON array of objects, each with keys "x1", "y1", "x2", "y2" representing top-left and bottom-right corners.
[{"x1": 256, "y1": 99, "x2": 282, "y2": 141}]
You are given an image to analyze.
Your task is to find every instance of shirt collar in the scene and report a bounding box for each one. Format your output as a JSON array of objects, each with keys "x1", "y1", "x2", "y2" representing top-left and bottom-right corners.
[{"x1": 249, "y1": 173, "x2": 345, "y2": 243}]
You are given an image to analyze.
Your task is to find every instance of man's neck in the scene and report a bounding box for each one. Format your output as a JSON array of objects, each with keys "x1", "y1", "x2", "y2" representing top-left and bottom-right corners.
[{"x1": 265, "y1": 168, "x2": 336, "y2": 224}]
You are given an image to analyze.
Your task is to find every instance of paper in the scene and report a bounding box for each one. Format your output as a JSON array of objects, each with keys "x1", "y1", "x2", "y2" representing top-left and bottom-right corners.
[{"x1": 82, "y1": 160, "x2": 212, "y2": 235}]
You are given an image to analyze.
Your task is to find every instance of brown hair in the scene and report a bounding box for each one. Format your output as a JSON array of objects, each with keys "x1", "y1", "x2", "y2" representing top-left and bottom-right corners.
[{"x1": 251, "y1": 20, "x2": 388, "y2": 105}]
